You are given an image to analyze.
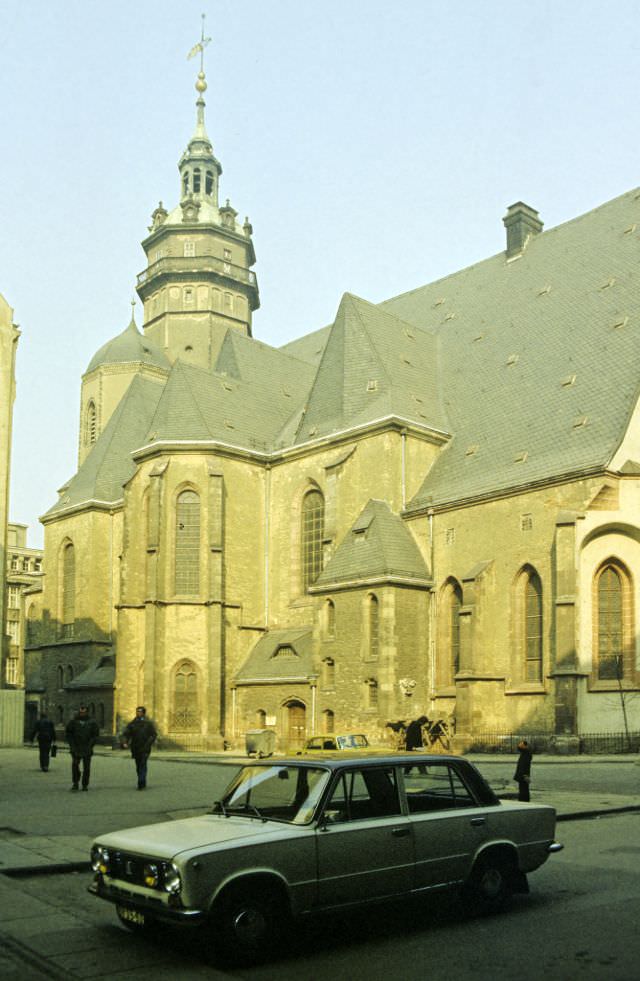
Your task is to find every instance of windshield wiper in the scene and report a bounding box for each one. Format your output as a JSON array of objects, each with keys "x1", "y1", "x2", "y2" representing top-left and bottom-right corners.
[
  {"x1": 211, "y1": 800, "x2": 228, "y2": 817},
  {"x1": 227, "y1": 802, "x2": 267, "y2": 822}
]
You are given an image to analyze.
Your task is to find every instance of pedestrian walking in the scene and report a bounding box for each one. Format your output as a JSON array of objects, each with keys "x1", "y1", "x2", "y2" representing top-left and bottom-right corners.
[
  {"x1": 405, "y1": 715, "x2": 429, "y2": 752},
  {"x1": 31, "y1": 711, "x2": 56, "y2": 771},
  {"x1": 514, "y1": 739, "x2": 532, "y2": 801},
  {"x1": 122, "y1": 706, "x2": 157, "y2": 790},
  {"x1": 65, "y1": 705, "x2": 100, "y2": 791}
]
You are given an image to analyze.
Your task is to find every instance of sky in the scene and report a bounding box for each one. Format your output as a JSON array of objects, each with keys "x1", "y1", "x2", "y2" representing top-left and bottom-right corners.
[{"x1": 2, "y1": 0, "x2": 640, "y2": 546}]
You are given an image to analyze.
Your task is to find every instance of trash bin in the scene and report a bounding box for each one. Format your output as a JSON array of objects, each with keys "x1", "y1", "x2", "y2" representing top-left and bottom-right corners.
[{"x1": 245, "y1": 729, "x2": 276, "y2": 758}]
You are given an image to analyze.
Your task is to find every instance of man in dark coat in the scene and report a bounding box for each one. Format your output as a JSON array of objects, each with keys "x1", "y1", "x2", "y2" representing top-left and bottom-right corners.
[
  {"x1": 65, "y1": 705, "x2": 100, "y2": 791},
  {"x1": 405, "y1": 716, "x2": 429, "y2": 752},
  {"x1": 514, "y1": 739, "x2": 533, "y2": 801},
  {"x1": 122, "y1": 706, "x2": 157, "y2": 790},
  {"x1": 32, "y1": 712, "x2": 56, "y2": 771}
]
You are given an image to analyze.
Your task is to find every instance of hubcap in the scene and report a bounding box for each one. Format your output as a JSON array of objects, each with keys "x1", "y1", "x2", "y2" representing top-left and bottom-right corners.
[{"x1": 232, "y1": 906, "x2": 267, "y2": 944}]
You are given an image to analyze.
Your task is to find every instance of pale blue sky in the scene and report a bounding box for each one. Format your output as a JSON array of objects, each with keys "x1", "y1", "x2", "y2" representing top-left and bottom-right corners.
[{"x1": 2, "y1": 0, "x2": 640, "y2": 545}]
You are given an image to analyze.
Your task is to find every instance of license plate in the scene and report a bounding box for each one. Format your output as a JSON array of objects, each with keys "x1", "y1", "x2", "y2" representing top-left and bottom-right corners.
[{"x1": 117, "y1": 905, "x2": 146, "y2": 926}]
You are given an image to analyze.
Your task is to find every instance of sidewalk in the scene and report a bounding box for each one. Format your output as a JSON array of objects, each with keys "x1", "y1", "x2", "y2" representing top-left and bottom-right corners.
[{"x1": 1, "y1": 746, "x2": 638, "y2": 875}]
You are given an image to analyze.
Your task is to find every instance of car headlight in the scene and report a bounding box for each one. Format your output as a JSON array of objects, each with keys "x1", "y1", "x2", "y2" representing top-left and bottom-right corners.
[
  {"x1": 91, "y1": 845, "x2": 110, "y2": 874},
  {"x1": 143, "y1": 863, "x2": 159, "y2": 888},
  {"x1": 162, "y1": 862, "x2": 181, "y2": 894}
]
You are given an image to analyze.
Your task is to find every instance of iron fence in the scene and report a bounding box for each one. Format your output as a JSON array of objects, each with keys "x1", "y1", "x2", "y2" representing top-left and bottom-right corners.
[{"x1": 466, "y1": 729, "x2": 640, "y2": 755}]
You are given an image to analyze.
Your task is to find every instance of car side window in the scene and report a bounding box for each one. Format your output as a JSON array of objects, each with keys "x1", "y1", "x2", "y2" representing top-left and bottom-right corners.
[
  {"x1": 323, "y1": 766, "x2": 401, "y2": 822},
  {"x1": 403, "y1": 763, "x2": 477, "y2": 812}
]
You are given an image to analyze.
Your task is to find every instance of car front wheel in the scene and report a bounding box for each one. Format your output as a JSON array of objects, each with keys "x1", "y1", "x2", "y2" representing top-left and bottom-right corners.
[{"x1": 208, "y1": 883, "x2": 287, "y2": 965}]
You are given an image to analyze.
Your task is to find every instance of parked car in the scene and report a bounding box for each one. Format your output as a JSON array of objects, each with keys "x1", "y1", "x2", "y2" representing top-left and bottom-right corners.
[
  {"x1": 300, "y1": 733, "x2": 370, "y2": 752},
  {"x1": 88, "y1": 753, "x2": 562, "y2": 965}
]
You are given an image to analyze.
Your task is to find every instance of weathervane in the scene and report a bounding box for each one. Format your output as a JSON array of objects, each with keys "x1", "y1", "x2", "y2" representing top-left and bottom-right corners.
[{"x1": 187, "y1": 13, "x2": 212, "y2": 72}]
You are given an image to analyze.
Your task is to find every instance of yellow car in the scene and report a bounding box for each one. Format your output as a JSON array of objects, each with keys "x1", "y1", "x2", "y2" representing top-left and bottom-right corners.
[{"x1": 301, "y1": 733, "x2": 370, "y2": 752}]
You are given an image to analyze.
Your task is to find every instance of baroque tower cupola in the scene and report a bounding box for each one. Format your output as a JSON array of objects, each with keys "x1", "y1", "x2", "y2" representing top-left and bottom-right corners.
[{"x1": 136, "y1": 19, "x2": 259, "y2": 370}]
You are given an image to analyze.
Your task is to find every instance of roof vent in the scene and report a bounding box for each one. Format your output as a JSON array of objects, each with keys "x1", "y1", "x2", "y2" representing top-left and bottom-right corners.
[{"x1": 503, "y1": 202, "x2": 543, "y2": 258}]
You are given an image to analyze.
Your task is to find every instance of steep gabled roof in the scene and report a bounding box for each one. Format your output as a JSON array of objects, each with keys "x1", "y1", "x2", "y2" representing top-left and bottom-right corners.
[
  {"x1": 235, "y1": 628, "x2": 314, "y2": 684},
  {"x1": 313, "y1": 499, "x2": 431, "y2": 590},
  {"x1": 44, "y1": 376, "x2": 164, "y2": 517},
  {"x1": 379, "y1": 187, "x2": 640, "y2": 509},
  {"x1": 293, "y1": 293, "x2": 448, "y2": 444}
]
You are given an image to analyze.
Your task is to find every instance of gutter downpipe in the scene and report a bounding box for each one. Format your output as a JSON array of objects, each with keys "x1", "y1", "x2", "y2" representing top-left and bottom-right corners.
[
  {"x1": 401, "y1": 430, "x2": 407, "y2": 509},
  {"x1": 265, "y1": 465, "x2": 270, "y2": 625},
  {"x1": 428, "y1": 508, "x2": 435, "y2": 714}
]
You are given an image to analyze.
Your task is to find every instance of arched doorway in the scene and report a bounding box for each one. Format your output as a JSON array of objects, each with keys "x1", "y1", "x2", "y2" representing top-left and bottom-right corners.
[{"x1": 285, "y1": 700, "x2": 306, "y2": 749}]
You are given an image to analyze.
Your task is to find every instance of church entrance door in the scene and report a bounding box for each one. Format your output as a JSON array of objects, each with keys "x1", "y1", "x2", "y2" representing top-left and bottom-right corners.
[{"x1": 286, "y1": 701, "x2": 306, "y2": 750}]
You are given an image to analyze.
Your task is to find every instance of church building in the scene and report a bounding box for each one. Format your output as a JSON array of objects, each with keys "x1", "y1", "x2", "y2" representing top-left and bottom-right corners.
[{"x1": 24, "y1": 59, "x2": 640, "y2": 750}]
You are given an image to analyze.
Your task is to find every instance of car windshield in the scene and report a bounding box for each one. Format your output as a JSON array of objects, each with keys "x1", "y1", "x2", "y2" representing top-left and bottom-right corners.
[
  {"x1": 215, "y1": 765, "x2": 330, "y2": 824},
  {"x1": 336, "y1": 734, "x2": 369, "y2": 749}
]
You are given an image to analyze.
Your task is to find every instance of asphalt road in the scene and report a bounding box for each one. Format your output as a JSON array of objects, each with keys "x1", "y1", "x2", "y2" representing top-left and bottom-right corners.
[{"x1": 4, "y1": 813, "x2": 640, "y2": 980}]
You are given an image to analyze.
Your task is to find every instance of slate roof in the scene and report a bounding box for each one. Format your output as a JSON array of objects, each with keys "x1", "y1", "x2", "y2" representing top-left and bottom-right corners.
[
  {"x1": 44, "y1": 376, "x2": 164, "y2": 517},
  {"x1": 66, "y1": 654, "x2": 115, "y2": 690},
  {"x1": 235, "y1": 628, "x2": 314, "y2": 684},
  {"x1": 293, "y1": 294, "x2": 449, "y2": 444},
  {"x1": 380, "y1": 187, "x2": 640, "y2": 510},
  {"x1": 313, "y1": 499, "x2": 431, "y2": 590},
  {"x1": 85, "y1": 317, "x2": 170, "y2": 374}
]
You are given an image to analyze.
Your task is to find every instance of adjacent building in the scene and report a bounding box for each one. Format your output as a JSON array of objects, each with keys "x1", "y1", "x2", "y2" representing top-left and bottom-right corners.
[{"x1": 23, "y1": 62, "x2": 640, "y2": 750}]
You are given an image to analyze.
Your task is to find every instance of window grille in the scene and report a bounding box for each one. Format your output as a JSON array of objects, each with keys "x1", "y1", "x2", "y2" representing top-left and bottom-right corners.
[
  {"x1": 301, "y1": 490, "x2": 324, "y2": 590},
  {"x1": 175, "y1": 491, "x2": 200, "y2": 595}
]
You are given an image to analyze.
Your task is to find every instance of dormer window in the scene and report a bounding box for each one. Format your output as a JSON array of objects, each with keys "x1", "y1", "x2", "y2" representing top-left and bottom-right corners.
[
  {"x1": 193, "y1": 168, "x2": 201, "y2": 193},
  {"x1": 205, "y1": 170, "x2": 214, "y2": 195}
]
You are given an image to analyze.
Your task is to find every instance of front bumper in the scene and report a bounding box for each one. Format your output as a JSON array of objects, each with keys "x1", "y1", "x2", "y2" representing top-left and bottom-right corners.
[
  {"x1": 88, "y1": 874, "x2": 206, "y2": 926},
  {"x1": 548, "y1": 841, "x2": 564, "y2": 854}
]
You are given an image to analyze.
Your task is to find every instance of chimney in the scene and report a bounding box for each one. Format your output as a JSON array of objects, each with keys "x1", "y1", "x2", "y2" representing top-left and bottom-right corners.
[{"x1": 502, "y1": 202, "x2": 543, "y2": 258}]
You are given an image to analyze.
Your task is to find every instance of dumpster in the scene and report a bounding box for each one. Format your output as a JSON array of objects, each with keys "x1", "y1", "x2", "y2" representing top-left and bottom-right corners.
[{"x1": 245, "y1": 729, "x2": 276, "y2": 758}]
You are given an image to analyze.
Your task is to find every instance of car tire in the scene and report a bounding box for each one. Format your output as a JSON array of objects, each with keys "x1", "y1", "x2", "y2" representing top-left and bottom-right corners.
[
  {"x1": 116, "y1": 906, "x2": 157, "y2": 934},
  {"x1": 463, "y1": 854, "x2": 513, "y2": 916},
  {"x1": 209, "y1": 883, "x2": 287, "y2": 966}
]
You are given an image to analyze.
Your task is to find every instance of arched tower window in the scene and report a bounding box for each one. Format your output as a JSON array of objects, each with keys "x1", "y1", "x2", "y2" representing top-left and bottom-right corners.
[
  {"x1": 324, "y1": 599, "x2": 336, "y2": 638},
  {"x1": 193, "y1": 168, "x2": 201, "y2": 193},
  {"x1": 172, "y1": 661, "x2": 199, "y2": 730},
  {"x1": 594, "y1": 561, "x2": 634, "y2": 681},
  {"x1": 182, "y1": 172, "x2": 189, "y2": 196},
  {"x1": 438, "y1": 579, "x2": 462, "y2": 687},
  {"x1": 61, "y1": 542, "x2": 75, "y2": 637},
  {"x1": 85, "y1": 401, "x2": 97, "y2": 446},
  {"x1": 205, "y1": 170, "x2": 214, "y2": 195},
  {"x1": 175, "y1": 490, "x2": 200, "y2": 595},
  {"x1": 301, "y1": 490, "x2": 324, "y2": 590}
]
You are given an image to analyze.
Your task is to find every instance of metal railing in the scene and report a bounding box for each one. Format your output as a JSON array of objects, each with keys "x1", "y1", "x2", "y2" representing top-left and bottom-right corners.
[
  {"x1": 465, "y1": 729, "x2": 640, "y2": 755},
  {"x1": 137, "y1": 254, "x2": 258, "y2": 288}
]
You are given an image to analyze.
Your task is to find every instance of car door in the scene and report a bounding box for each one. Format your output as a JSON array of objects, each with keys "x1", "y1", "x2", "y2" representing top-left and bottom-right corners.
[
  {"x1": 401, "y1": 761, "x2": 490, "y2": 889},
  {"x1": 315, "y1": 765, "x2": 413, "y2": 907}
]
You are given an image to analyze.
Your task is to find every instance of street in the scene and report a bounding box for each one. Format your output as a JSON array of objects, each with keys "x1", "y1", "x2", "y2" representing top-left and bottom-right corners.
[{"x1": 1, "y1": 747, "x2": 639, "y2": 979}]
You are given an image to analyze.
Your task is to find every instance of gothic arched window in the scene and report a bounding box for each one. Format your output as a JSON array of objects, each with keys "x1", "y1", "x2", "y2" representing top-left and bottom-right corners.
[
  {"x1": 172, "y1": 662, "x2": 199, "y2": 730},
  {"x1": 594, "y1": 561, "x2": 633, "y2": 681},
  {"x1": 61, "y1": 542, "x2": 75, "y2": 637},
  {"x1": 438, "y1": 579, "x2": 462, "y2": 687},
  {"x1": 86, "y1": 401, "x2": 97, "y2": 446},
  {"x1": 368, "y1": 594, "x2": 380, "y2": 660},
  {"x1": 524, "y1": 570, "x2": 543, "y2": 682},
  {"x1": 175, "y1": 490, "x2": 200, "y2": 595},
  {"x1": 301, "y1": 489, "x2": 324, "y2": 590}
]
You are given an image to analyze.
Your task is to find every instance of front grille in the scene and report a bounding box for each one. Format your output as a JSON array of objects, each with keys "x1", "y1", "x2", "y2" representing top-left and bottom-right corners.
[{"x1": 108, "y1": 851, "x2": 148, "y2": 887}]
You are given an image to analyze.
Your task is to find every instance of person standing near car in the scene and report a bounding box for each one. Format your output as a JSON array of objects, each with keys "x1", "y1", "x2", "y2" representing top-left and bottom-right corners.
[
  {"x1": 405, "y1": 715, "x2": 429, "y2": 752},
  {"x1": 122, "y1": 706, "x2": 157, "y2": 790},
  {"x1": 32, "y1": 711, "x2": 56, "y2": 771},
  {"x1": 514, "y1": 739, "x2": 532, "y2": 801},
  {"x1": 66, "y1": 705, "x2": 100, "y2": 791}
]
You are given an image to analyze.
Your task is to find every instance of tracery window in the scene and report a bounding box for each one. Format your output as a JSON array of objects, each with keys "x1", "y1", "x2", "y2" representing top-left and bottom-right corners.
[
  {"x1": 524, "y1": 571, "x2": 543, "y2": 682},
  {"x1": 175, "y1": 490, "x2": 200, "y2": 595},
  {"x1": 594, "y1": 561, "x2": 633, "y2": 682},
  {"x1": 301, "y1": 490, "x2": 324, "y2": 590},
  {"x1": 172, "y1": 661, "x2": 199, "y2": 730}
]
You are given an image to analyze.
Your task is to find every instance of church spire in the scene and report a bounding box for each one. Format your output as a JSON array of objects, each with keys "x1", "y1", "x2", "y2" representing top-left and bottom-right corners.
[{"x1": 180, "y1": 15, "x2": 221, "y2": 208}]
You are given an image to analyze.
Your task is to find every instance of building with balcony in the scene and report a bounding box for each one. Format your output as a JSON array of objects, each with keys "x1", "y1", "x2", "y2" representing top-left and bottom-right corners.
[{"x1": 5, "y1": 524, "x2": 43, "y2": 689}]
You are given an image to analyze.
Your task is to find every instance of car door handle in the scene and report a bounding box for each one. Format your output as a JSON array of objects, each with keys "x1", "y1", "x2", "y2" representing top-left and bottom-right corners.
[
  {"x1": 470, "y1": 816, "x2": 486, "y2": 827},
  {"x1": 391, "y1": 827, "x2": 410, "y2": 837}
]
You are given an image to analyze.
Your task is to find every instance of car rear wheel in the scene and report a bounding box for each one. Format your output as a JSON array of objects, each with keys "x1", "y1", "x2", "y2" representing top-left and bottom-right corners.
[
  {"x1": 208, "y1": 883, "x2": 288, "y2": 966},
  {"x1": 464, "y1": 854, "x2": 513, "y2": 915}
]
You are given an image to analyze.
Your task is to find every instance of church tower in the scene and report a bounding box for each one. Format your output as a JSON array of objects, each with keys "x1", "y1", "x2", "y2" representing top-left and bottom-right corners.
[{"x1": 136, "y1": 43, "x2": 260, "y2": 371}]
